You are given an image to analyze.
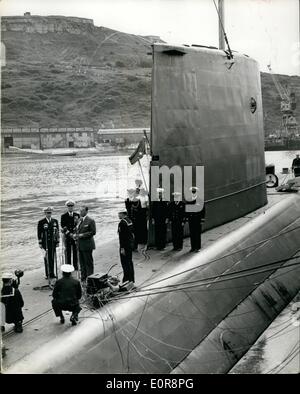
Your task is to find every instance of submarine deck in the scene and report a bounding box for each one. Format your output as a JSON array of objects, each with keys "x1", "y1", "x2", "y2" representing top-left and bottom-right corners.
[{"x1": 1, "y1": 188, "x2": 299, "y2": 372}]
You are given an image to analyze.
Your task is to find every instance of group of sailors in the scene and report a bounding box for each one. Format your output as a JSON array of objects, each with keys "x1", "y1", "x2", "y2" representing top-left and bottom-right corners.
[
  {"x1": 1, "y1": 182, "x2": 206, "y2": 333},
  {"x1": 126, "y1": 182, "x2": 206, "y2": 253}
]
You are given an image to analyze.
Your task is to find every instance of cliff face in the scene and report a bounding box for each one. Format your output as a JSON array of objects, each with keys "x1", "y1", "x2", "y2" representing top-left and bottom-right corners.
[{"x1": 1, "y1": 14, "x2": 300, "y2": 132}]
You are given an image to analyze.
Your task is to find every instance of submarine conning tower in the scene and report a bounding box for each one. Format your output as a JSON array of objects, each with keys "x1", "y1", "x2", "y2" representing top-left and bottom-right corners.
[{"x1": 150, "y1": 43, "x2": 267, "y2": 229}]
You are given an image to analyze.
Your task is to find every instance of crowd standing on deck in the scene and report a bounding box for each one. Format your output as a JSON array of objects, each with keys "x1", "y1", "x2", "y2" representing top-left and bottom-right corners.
[{"x1": 1, "y1": 182, "x2": 206, "y2": 333}]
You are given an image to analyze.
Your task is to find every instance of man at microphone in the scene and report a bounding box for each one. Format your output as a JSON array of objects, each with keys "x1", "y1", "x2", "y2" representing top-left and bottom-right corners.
[
  {"x1": 61, "y1": 200, "x2": 80, "y2": 269},
  {"x1": 37, "y1": 207, "x2": 60, "y2": 279}
]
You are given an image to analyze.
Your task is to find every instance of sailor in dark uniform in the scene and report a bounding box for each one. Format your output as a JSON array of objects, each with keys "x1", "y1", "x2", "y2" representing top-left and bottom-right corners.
[
  {"x1": 168, "y1": 192, "x2": 185, "y2": 251},
  {"x1": 185, "y1": 187, "x2": 205, "y2": 252},
  {"x1": 292, "y1": 154, "x2": 300, "y2": 177},
  {"x1": 151, "y1": 188, "x2": 169, "y2": 250},
  {"x1": 118, "y1": 210, "x2": 135, "y2": 283},
  {"x1": 1, "y1": 272, "x2": 24, "y2": 333},
  {"x1": 52, "y1": 264, "x2": 82, "y2": 325},
  {"x1": 61, "y1": 200, "x2": 80, "y2": 270},
  {"x1": 37, "y1": 207, "x2": 60, "y2": 279},
  {"x1": 125, "y1": 188, "x2": 135, "y2": 220}
]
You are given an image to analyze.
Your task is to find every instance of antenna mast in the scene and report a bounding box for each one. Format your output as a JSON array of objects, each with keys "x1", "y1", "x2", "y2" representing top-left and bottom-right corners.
[{"x1": 218, "y1": 0, "x2": 225, "y2": 50}]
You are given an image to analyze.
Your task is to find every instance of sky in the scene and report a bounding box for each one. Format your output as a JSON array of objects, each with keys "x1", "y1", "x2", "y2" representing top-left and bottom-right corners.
[{"x1": 1, "y1": 0, "x2": 299, "y2": 75}]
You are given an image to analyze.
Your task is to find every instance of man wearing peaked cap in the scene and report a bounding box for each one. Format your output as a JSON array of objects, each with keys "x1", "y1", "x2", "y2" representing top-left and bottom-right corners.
[
  {"x1": 37, "y1": 206, "x2": 60, "y2": 280},
  {"x1": 61, "y1": 200, "x2": 80, "y2": 270},
  {"x1": 168, "y1": 192, "x2": 186, "y2": 251},
  {"x1": 185, "y1": 187, "x2": 205, "y2": 252},
  {"x1": 51, "y1": 264, "x2": 82, "y2": 325},
  {"x1": 151, "y1": 187, "x2": 169, "y2": 250}
]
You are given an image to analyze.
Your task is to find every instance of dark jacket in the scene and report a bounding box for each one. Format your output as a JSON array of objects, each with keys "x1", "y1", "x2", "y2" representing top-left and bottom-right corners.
[
  {"x1": 185, "y1": 199, "x2": 206, "y2": 220},
  {"x1": 37, "y1": 217, "x2": 60, "y2": 249},
  {"x1": 77, "y1": 215, "x2": 96, "y2": 251},
  {"x1": 52, "y1": 276, "x2": 82, "y2": 306},
  {"x1": 292, "y1": 158, "x2": 300, "y2": 169},
  {"x1": 168, "y1": 201, "x2": 186, "y2": 222},
  {"x1": 118, "y1": 217, "x2": 135, "y2": 250},
  {"x1": 1, "y1": 285, "x2": 24, "y2": 324},
  {"x1": 151, "y1": 200, "x2": 169, "y2": 223},
  {"x1": 61, "y1": 212, "x2": 80, "y2": 237}
]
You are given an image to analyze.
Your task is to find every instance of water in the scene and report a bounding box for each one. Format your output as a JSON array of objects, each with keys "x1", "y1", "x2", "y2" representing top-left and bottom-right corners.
[
  {"x1": 231, "y1": 293, "x2": 300, "y2": 374},
  {"x1": 1, "y1": 150, "x2": 298, "y2": 272},
  {"x1": 0, "y1": 153, "x2": 149, "y2": 272}
]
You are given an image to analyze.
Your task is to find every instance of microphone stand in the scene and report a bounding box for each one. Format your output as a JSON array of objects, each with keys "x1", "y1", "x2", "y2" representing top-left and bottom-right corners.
[
  {"x1": 53, "y1": 225, "x2": 58, "y2": 280},
  {"x1": 36, "y1": 224, "x2": 54, "y2": 290}
]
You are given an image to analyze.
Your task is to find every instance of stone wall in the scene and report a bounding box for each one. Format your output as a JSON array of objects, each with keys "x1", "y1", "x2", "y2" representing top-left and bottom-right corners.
[{"x1": 1, "y1": 15, "x2": 94, "y2": 34}]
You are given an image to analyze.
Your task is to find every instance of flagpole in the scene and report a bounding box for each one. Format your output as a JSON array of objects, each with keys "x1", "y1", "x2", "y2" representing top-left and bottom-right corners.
[{"x1": 138, "y1": 159, "x2": 149, "y2": 194}]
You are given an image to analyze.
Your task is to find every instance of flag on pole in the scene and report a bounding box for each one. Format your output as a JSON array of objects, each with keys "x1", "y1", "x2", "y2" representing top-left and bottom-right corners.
[{"x1": 129, "y1": 137, "x2": 146, "y2": 165}]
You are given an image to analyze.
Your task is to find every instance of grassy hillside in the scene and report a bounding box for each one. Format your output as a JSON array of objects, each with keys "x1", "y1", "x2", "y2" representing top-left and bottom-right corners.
[{"x1": 2, "y1": 18, "x2": 300, "y2": 134}]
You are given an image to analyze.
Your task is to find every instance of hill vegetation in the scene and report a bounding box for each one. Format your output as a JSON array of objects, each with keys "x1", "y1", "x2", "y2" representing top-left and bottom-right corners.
[{"x1": 1, "y1": 15, "x2": 300, "y2": 135}]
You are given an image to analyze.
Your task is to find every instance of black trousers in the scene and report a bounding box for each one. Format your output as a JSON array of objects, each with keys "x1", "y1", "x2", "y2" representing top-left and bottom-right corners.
[
  {"x1": 171, "y1": 220, "x2": 184, "y2": 249},
  {"x1": 79, "y1": 250, "x2": 94, "y2": 281},
  {"x1": 52, "y1": 300, "x2": 81, "y2": 317},
  {"x1": 120, "y1": 248, "x2": 134, "y2": 283},
  {"x1": 44, "y1": 245, "x2": 56, "y2": 278},
  {"x1": 65, "y1": 237, "x2": 78, "y2": 270},
  {"x1": 188, "y1": 217, "x2": 202, "y2": 250},
  {"x1": 154, "y1": 221, "x2": 167, "y2": 250}
]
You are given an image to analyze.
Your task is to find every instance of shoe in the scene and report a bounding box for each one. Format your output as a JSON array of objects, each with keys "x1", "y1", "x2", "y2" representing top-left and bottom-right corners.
[
  {"x1": 14, "y1": 323, "x2": 23, "y2": 333},
  {"x1": 1, "y1": 326, "x2": 5, "y2": 333},
  {"x1": 189, "y1": 249, "x2": 195, "y2": 253},
  {"x1": 194, "y1": 249, "x2": 200, "y2": 253},
  {"x1": 70, "y1": 316, "x2": 77, "y2": 326},
  {"x1": 60, "y1": 316, "x2": 65, "y2": 324}
]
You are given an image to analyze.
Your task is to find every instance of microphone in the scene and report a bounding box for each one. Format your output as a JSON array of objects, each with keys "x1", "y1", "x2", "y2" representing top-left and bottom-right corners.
[{"x1": 43, "y1": 223, "x2": 48, "y2": 230}]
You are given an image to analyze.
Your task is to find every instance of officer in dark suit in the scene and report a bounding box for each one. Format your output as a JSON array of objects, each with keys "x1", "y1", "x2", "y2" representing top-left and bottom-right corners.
[
  {"x1": 75, "y1": 206, "x2": 96, "y2": 282},
  {"x1": 37, "y1": 207, "x2": 60, "y2": 279},
  {"x1": 61, "y1": 200, "x2": 80, "y2": 269},
  {"x1": 118, "y1": 210, "x2": 135, "y2": 283},
  {"x1": 168, "y1": 192, "x2": 185, "y2": 251},
  {"x1": 185, "y1": 187, "x2": 205, "y2": 252},
  {"x1": 151, "y1": 188, "x2": 169, "y2": 250},
  {"x1": 52, "y1": 264, "x2": 82, "y2": 325}
]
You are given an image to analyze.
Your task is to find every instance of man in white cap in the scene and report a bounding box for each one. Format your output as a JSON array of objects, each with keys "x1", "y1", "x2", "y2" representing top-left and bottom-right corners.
[
  {"x1": 118, "y1": 210, "x2": 135, "y2": 283},
  {"x1": 168, "y1": 192, "x2": 185, "y2": 251},
  {"x1": 185, "y1": 187, "x2": 205, "y2": 252},
  {"x1": 151, "y1": 188, "x2": 169, "y2": 250},
  {"x1": 1, "y1": 273, "x2": 24, "y2": 333},
  {"x1": 61, "y1": 200, "x2": 80, "y2": 269},
  {"x1": 37, "y1": 207, "x2": 60, "y2": 279},
  {"x1": 52, "y1": 264, "x2": 82, "y2": 325}
]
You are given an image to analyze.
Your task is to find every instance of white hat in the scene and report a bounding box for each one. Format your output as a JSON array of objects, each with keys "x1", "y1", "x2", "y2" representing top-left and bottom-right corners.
[
  {"x1": 189, "y1": 186, "x2": 199, "y2": 192},
  {"x1": 2, "y1": 272, "x2": 13, "y2": 280},
  {"x1": 43, "y1": 206, "x2": 53, "y2": 213},
  {"x1": 61, "y1": 264, "x2": 75, "y2": 273},
  {"x1": 156, "y1": 187, "x2": 164, "y2": 192},
  {"x1": 65, "y1": 200, "x2": 75, "y2": 207}
]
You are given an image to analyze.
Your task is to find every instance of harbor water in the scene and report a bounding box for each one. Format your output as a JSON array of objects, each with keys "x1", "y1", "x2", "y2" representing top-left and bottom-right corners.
[{"x1": 1, "y1": 150, "x2": 299, "y2": 374}]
